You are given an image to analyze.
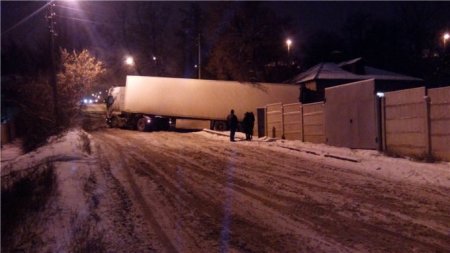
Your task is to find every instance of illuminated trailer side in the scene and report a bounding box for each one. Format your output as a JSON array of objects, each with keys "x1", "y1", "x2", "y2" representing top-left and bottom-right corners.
[{"x1": 106, "y1": 75, "x2": 299, "y2": 131}]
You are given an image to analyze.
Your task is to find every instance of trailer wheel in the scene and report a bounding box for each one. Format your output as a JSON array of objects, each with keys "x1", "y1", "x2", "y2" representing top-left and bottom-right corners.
[
  {"x1": 137, "y1": 117, "x2": 148, "y2": 131},
  {"x1": 214, "y1": 121, "x2": 227, "y2": 131},
  {"x1": 109, "y1": 116, "x2": 119, "y2": 128}
]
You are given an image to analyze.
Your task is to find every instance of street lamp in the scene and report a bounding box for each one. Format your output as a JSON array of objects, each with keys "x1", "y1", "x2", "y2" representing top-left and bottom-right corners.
[
  {"x1": 443, "y1": 32, "x2": 450, "y2": 48},
  {"x1": 286, "y1": 39, "x2": 292, "y2": 55},
  {"x1": 125, "y1": 56, "x2": 134, "y2": 66}
]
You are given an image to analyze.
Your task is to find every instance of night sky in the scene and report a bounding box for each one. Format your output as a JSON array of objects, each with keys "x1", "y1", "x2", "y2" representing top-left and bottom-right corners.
[
  {"x1": 1, "y1": 1, "x2": 412, "y2": 47},
  {"x1": 2, "y1": 1, "x2": 450, "y2": 82}
]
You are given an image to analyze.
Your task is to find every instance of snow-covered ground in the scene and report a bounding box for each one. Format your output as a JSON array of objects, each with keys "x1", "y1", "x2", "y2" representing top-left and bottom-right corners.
[
  {"x1": 201, "y1": 129, "x2": 450, "y2": 188},
  {"x1": 1, "y1": 128, "x2": 449, "y2": 252}
]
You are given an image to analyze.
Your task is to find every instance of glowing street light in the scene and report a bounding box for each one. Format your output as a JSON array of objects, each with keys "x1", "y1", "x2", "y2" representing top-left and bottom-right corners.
[
  {"x1": 286, "y1": 39, "x2": 292, "y2": 54},
  {"x1": 443, "y1": 32, "x2": 450, "y2": 47},
  {"x1": 125, "y1": 56, "x2": 134, "y2": 66}
]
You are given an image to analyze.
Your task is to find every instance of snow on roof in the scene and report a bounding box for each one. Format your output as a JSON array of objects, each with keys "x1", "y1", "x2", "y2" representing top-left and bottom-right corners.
[
  {"x1": 288, "y1": 63, "x2": 362, "y2": 84},
  {"x1": 363, "y1": 66, "x2": 422, "y2": 81},
  {"x1": 337, "y1": 57, "x2": 363, "y2": 67},
  {"x1": 289, "y1": 58, "x2": 423, "y2": 84}
]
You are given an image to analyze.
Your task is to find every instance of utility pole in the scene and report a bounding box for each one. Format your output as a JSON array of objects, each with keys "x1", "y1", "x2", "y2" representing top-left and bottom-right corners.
[
  {"x1": 46, "y1": 1, "x2": 60, "y2": 127},
  {"x1": 198, "y1": 33, "x2": 201, "y2": 79}
]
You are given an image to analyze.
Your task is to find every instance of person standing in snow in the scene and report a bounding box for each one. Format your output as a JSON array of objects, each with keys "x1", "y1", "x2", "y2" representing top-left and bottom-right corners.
[
  {"x1": 242, "y1": 112, "x2": 250, "y2": 140},
  {"x1": 227, "y1": 109, "x2": 238, "y2": 142},
  {"x1": 248, "y1": 112, "x2": 255, "y2": 140},
  {"x1": 242, "y1": 112, "x2": 254, "y2": 141}
]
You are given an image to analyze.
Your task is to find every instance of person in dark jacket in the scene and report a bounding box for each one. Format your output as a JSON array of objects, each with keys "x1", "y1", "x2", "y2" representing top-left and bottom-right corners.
[
  {"x1": 242, "y1": 112, "x2": 255, "y2": 140},
  {"x1": 227, "y1": 109, "x2": 238, "y2": 142},
  {"x1": 248, "y1": 112, "x2": 255, "y2": 140}
]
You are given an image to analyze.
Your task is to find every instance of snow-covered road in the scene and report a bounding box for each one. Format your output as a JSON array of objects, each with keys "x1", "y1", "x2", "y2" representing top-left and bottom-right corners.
[
  {"x1": 85, "y1": 129, "x2": 449, "y2": 252},
  {"x1": 2, "y1": 103, "x2": 449, "y2": 253}
]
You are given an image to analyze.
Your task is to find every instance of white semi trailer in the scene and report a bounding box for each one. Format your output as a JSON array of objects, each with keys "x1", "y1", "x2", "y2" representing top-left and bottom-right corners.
[{"x1": 106, "y1": 75, "x2": 299, "y2": 132}]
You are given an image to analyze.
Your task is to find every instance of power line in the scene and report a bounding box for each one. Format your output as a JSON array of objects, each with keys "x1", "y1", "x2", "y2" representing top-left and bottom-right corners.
[
  {"x1": 1, "y1": 2, "x2": 51, "y2": 35},
  {"x1": 57, "y1": 15, "x2": 110, "y2": 26}
]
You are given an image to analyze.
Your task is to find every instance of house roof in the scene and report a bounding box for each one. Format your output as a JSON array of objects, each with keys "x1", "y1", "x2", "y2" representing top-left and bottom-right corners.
[{"x1": 288, "y1": 58, "x2": 423, "y2": 84}]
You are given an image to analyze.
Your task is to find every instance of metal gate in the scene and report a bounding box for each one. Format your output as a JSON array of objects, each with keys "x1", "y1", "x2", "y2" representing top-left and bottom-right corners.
[
  {"x1": 257, "y1": 107, "x2": 266, "y2": 138},
  {"x1": 324, "y1": 79, "x2": 379, "y2": 149}
]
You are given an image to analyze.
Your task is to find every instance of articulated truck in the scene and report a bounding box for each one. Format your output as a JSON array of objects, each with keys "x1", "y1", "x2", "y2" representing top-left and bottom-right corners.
[{"x1": 106, "y1": 75, "x2": 299, "y2": 132}]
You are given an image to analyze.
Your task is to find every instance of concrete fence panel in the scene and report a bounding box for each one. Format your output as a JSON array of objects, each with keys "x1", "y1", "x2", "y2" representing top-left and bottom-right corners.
[
  {"x1": 283, "y1": 103, "x2": 303, "y2": 140},
  {"x1": 266, "y1": 103, "x2": 283, "y2": 138},
  {"x1": 429, "y1": 86, "x2": 450, "y2": 161},
  {"x1": 384, "y1": 87, "x2": 427, "y2": 157},
  {"x1": 303, "y1": 102, "x2": 325, "y2": 143}
]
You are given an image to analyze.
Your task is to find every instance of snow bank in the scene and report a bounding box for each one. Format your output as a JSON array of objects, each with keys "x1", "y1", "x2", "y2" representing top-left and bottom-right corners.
[
  {"x1": 1, "y1": 129, "x2": 100, "y2": 252},
  {"x1": 1, "y1": 139, "x2": 23, "y2": 164},
  {"x1": 1, "y1": 129, "x2": 91, "y2": 176}
]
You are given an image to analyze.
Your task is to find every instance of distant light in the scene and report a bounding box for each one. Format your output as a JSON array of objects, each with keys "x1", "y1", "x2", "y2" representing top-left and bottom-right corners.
[
  {"x1": 91, "y1": 93, "x2": 95, "y2": 96},
  {"x1": 286, "y1": 38, "x2": 293, "y2": 54},
  {"x1": 125, "y1": 56, "x2": 134, "y2": 66},
  {"x1": 444, "y1": 33, "x2": 450, "y2": 41},
  {"x1": 99, "y1": 91, "x2": 102, "y2": 94},
  {"x1": 376, "y1": 92, "x2": 385, "y2": 97},
  {"x1": 286, "y1": 39, "x2": 292, "y2": 46},
  {"x1": 83, "y1": 99, "x2": 88, "y2": 104},
  {"x1": 89, "y1": 99, "x2": 93, "y2": 104},
  {"x1": 153, "y1": 56, "x2": 157, "y2": 61},
  {"x1": 194, "y1": 64, "x2": 198, "y2": 68}
]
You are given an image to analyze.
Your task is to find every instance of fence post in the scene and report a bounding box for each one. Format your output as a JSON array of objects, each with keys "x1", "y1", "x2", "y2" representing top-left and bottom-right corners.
[
  {"x1": 281, "y1": 104, "x2": 285, "y2": 139},
  {"x1": 424, "y1": 95, "x2": 431, "y2": 157},
  {"x1": 380, "y1": 96, "x2": 386, "y2": 151},
  {"x1": 265, "y1": 105, "x2": 268, "y2": 137},
  {"x1": 300, "y1": 103, "x2": 304, "y2": 142}
]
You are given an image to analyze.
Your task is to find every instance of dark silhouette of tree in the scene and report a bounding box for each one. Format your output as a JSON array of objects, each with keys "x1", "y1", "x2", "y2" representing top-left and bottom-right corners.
[
  {"x1": 205, "y1": 2, "x2": 290, "y2": 82},
  {"x1": 342, "y1": 11, "x2": 406, "y2": 73},
  {"x1": 176, "y1": 3, "x2": 205, "y2": 78},
  {"x1": 300, "y1": 31, "x2": 346, "y2": 68},
  {"x1": 299, "y1": 3, "x2": 450, "y2": 87}
]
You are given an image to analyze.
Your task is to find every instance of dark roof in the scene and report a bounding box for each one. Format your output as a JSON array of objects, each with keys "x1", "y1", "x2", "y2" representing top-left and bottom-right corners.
[{"x1": 288, "y1": 58, "x2": 423, "y2": 84}]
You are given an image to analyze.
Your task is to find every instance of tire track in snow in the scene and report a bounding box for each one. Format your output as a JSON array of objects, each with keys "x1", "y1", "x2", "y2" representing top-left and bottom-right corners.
[
  {"x1": 138, "y1": 131, "x2": 450, "y2": 252},
  {"x1": 95, "y1": 132, "x2": 178, "y2": 253},
  {"x1": 94, "y1": 129, "x2": 450, "y2": 252},
  {"x1": 118, "y1": 131, "x2": 353, "y2": 252},
  {"x1": 94, "y1": 144, "x2": 156, "y2": 252}
]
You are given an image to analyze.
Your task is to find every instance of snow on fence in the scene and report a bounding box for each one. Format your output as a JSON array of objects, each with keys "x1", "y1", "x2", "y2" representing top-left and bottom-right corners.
[
  {"x1": 429, "y1": 86, "x2": 450, "y2": 161},
  {"x1": 383, "y1": 87, "x2": 428, "y2": 157}
]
